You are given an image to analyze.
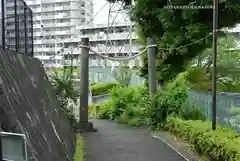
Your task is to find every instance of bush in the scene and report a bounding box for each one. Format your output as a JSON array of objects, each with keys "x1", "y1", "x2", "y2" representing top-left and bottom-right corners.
[
  {"x1": 103, "y1": 85, "x2": 204, "y2": 129},
  {"x1": 110, "y1": 86, "x2": 145, "y2": 120},
  {"x1": 143, "y1": 86, "x2": 189, "y2": 129},
  {"x1": 164, "y1": 117, "x2": 240, "y2": 161},
  {"x1": 89, "y1": 101, "x2": 113, "y2": 119},
  {"x1": 143, "y1": 92, "x2": 168, "y2": 129},
  {"x1": 118, "y1": 103, "x2": 145, "y2": 127},
  {"x1": 179, "y1": 104, "x2": 206, "y2": 120},
  {"x1": 91, "y1": 82, "x2": 119, "y2": 96}
]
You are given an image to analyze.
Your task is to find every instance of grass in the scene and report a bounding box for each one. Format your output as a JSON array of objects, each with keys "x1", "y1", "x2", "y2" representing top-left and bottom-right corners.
[{"x1": 74, "y1": 136, "x2": 85, "y2": 161}]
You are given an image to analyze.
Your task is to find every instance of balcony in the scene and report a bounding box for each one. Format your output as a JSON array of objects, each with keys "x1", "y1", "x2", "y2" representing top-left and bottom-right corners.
[
  {"x1": 35, "y1": 55, "x2": 63, "y2": 60},
  {"x1": 33, "y1": 32, "x2": 42, "y2": 37},
  {"x1": 55, "y1": 6, "x2": 70, "y2": 11},
  {"x1": 33, "y1": 24, "x2": 42, "y2": 29},
  {"x1": 41, "y1": 15, "x2": 56, "y2": 20},
  {"x1": 63, "y1": 59, "x2": 101, "y2": 67},
  {"x1": 42, "y1": 7, "x2": 54, "y2": 12},
  {"x1": 55, "y1": 30, "x2": 71, "y2": 35},
  {"x1": 31, "y1": 8, "x2": 41, "y2": 13},
  {"x1": 55, "y1": 13, "x2": 69, "y2": 19},
  {"x1": 41, "y1": 39, "x2": 56, "y2": 44},
  {"x1": 41, "y1": 23, "x2": 54, "y2": 28},
  {"x1": 86, "y1": 32, "x2": 138, "y2": 42},
  {"x1": 56, "y1": 22, "x2": 71, "y2": 27},
  {"x1": 34, "y1": 47, "x2": 57, "y2": 52},
  {"x1": 43, "y1": 63, "x2": 62, "y2": 68},
  {"x1": 34, "y1": 40, "x2": 42, "y2": 44},
  {"x1": 61, "y1": 44, "x2": 141, "y2": 55},
  {"x1": 34, "y1": 16, "x2": 41, "y2": 21},
  {"x1": 42, "y1": 32, "x2": 56, "y2": 36},
  {"x1": 91, "y1": 45, "x2": 140, "y2": 54}
]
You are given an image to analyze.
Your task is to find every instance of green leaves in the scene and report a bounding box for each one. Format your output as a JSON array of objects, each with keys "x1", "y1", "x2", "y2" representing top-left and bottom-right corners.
[
  {"x1": 116, "y1": 0, "x2": 240, "y2": 83},
  {"x1": 165, "y1": 117, "x2": 240, "y2": 161},
  {"x1": 90, "y1": 82, "x2": 119, "y2": 96},
  {"x1": 51, "y1": 67, "x2": 79, "y2": 130}
]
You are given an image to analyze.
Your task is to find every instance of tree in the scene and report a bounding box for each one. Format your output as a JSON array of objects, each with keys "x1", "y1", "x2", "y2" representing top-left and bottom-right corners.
[
  {"x1": 112, "y1": 61, "x2": 133, "y2": 87},
  {"x1": 199, "y1": 35, "x2": 240, "y2": 80},
  {"x1": 190, "y1": 35, "x2": 240, "y2": 92},
  {"x1": 107, "y1": 0, "x2": 240, "y2": 83}
]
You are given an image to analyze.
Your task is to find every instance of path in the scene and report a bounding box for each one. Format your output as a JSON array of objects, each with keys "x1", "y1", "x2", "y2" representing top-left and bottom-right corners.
[{"x1": 82, "y1": 119, "x2": 187, "y2": 161}]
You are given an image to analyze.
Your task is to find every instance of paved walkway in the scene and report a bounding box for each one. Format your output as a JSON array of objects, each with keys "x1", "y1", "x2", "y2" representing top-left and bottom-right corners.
[{"x1": 82, "y1": 119, "x2": 186, "y2": 161}]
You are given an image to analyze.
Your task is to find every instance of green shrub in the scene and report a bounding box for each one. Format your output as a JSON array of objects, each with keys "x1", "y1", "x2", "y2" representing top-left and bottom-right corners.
[
  {"x1": 51, "y1": 67, "x2": 79, "y2": 131},
  {"x1": 90, "y1": 101, "x2": 113, "y2": 119},
  {"x1": 91, "y1": 82, "x2": 119, "y2": 96},
  {"x1": 164, "y1": 117, "x2": 240, "y2": 161},
  {"x1": 143, "y1": 86, "x2": 188, "y2": 129},
  {"x1": 110, "y1": 86, "x2": 145, "y2": 120},
  {"x1": 167, "y1": 87, "x2": 188, "y2": 115},
  {"x1": 144, "y1": 93, "x2": 168, "y2": 129},
  {"x1": 179, "y1": 104, "x2": 206, "y2": 120},
  {"x1": 118, "y1": 103, "x2": 145, "y2": 126}
]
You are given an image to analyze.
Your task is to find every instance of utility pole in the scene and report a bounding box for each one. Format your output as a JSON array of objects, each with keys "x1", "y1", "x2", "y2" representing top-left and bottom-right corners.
[
  {"x1": 78, "y1": 37, "x2": 96, "y2": 133},
  {"x1": 0, "y1": 124, "x2": 2, "y2": 161},
  {"x1": 1, "y1": 0, "x2": 6, "y2": 49},
  {"x1": 147, "y1": 37, "x2": 157, "y2": 94},
  {"x1": 212, "y1": 0, "x2": 218, "y2": 130}
]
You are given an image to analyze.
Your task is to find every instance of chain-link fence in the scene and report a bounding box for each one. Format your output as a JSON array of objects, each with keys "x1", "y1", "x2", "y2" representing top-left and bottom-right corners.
[
  {"x1": 187, "y1": 90, "x2": 240, "y2": 132},
  {"x1": 0, "y1": 0, "x2": 33, "y2": 56}
]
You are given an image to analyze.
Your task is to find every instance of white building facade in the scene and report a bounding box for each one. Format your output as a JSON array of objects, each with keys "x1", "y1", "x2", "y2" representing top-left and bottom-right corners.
[
  {"x1": 62, "y1": 23, "x2": 142, "y2": 67},
  {"x1": 25, "y1": 0, "x2": 93, "y2": 67}
]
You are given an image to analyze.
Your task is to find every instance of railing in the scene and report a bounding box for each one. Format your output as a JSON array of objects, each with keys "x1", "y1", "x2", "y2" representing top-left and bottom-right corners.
[
  {"x1": 1, "y1": 0, "x2": 34, "y2": 57},
  {"x1": 89, "y1": 89, "x2": 240, "y2": 132},
  {"x1": 92, "y1": 94, "x2": 110, "y2": 104},
  {"x1": 187, "y1": 90, "x2": 240, "y2": 132}
]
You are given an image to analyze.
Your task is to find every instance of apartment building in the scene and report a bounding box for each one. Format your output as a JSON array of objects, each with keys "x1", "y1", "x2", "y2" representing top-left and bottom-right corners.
[
  {"x1": 24, "y1": 0, "x2": 93, "y2": 67},
  {"x1": 62, "y1": 23, "x2": 142, "y2": 67}
]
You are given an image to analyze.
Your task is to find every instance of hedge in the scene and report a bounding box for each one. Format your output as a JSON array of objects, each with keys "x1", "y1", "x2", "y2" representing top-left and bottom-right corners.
[
  {"x1": 164, "y1": 117, "x2": 240, "y2": 161},
  {"x1": 90, "y1": 82, "x2": 119, "y2": 96}
]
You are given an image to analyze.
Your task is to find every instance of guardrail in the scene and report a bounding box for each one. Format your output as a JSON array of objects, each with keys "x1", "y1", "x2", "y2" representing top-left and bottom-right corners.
[{"x1": 92, "y1": 94, "x2": 110, "y2": 104}]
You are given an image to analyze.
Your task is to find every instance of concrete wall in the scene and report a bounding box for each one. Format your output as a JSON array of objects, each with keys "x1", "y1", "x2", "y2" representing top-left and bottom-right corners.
[{"x1": 0, "y1": 49, "x2": 76, "y2": 161}]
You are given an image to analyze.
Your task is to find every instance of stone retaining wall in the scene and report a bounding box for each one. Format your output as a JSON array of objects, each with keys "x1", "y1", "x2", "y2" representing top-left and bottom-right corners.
[{"x1": 0, "y1": 49, "x2": 76, "y2": 161}]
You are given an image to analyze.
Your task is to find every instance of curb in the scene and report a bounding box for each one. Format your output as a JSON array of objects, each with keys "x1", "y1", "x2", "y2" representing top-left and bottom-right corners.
[{"x1": 151, "y1": 134, "x2": 200, "y2": 161}]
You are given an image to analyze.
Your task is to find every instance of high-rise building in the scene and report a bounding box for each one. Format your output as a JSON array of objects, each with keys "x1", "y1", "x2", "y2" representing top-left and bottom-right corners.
[{"x1": 25, "y1": 0, "x2": 93, "y2": 67}]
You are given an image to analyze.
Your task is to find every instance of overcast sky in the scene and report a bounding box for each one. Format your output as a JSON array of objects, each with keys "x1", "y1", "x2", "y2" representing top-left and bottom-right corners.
[
  {"x1": 93, "y1": 0, "x2": 127, "y2": 24},
  {"x1": 93, "y1": 0, "x2": 109, "y2": 24}
]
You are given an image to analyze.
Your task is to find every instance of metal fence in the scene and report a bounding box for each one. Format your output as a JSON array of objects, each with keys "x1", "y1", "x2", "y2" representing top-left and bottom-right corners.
[
  {"x1": 187, "y1": 90, "x2": 240, "y2": 132},
  {"x1": 0, "y1": 0, "x2": 34, "y2": 56}
]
